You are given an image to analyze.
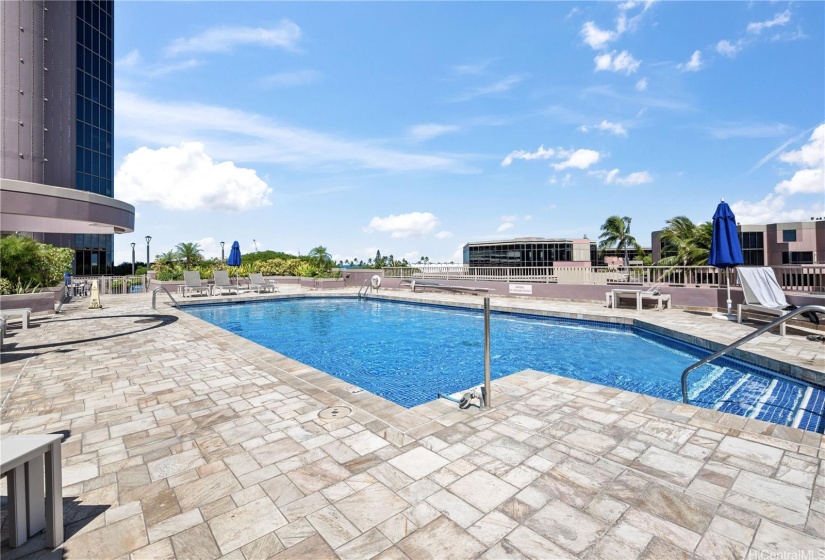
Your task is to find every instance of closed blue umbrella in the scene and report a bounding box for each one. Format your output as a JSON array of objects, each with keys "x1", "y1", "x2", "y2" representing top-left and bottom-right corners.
[
  {"x1": 227, "y1": 241, "x2": 242, "y2": 284},
  {"x1": 708, "y1": 199, "x2": 744, "y2": 318}
]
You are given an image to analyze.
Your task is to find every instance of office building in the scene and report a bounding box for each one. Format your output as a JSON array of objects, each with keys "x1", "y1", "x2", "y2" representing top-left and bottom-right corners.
[
  {"x1": 463, "y1": 238, "x2": 598, "y2": 267},
  {"x1": 1, "y1": 0, "x2": 133, "y2": 274}
]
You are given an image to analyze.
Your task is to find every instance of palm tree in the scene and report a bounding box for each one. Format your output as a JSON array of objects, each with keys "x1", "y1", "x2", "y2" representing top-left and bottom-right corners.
[
  {"x1": 598, "y1": 216, "x2": 640, "y2": 266},
  {"x1": 307, "y1": 246, "x2": 332, "y2": 271},
  {"x1": 656, "y1": 216, "x2": 712, "y2": 267},
  {"x1": 175, "y1": 242, "x2": 203, "y2": 269}
]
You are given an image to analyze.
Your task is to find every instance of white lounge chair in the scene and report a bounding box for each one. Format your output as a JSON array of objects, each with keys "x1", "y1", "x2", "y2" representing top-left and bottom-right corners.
[
  {"x1": 182, "y1": 271, "x2": 211, "y2": 297},
  {"x1": 247, "y1": 273, "x2": 278, "y2": 293},
  {"x1": 736, "y1": 267, "x2": 789, "y2": 335},
  {"x1": 212, "y1": 270, "x2": 238, "y2": 296}
]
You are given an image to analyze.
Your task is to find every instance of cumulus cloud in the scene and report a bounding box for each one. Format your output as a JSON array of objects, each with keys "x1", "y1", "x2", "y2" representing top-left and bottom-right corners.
[
  {"x1": 553, "y1": 149, "x2": 601, "y2": 170},
  {"x1": 580, "y1": 22, "x2": 617, "y2": 50},
  {"x1": 716, "y1": 40, "x2": 742, "y2": 58},
  {"x1": 263, "y1": 70, "x2": 320, "y2": 88},
  {"x1": 580, "y1": 120, "x2": 628, "y2": 137},
  {"x1": 501, "y1": 145, "x2": 555, "y2": 167},
  {"x1": 678, "y1": 50, "x2": 703, "y2": 72},
  {"x1": 115, "y1": 142, "x2": 272, "y2": 212},
  {"x1": 747, "y1": 10, "x2": 791, "y2": 35},
  {"x1": 166, "y1": 20, "x2": 302, "y2": 55},
  {"x1": 775, "y1": 125, "x2": 824, "y2": 195},
  {"x1": 731, "y1": 194, "x2": 821, "y2": 224},
  {"x1": 594, "y1": 51, "x2": 641, "y2": 74},
  {"x1": 364, "y1": 212, "x2": 439, "y2": 238},
  {"x1": 408, "y1": 123, "x2": 461, "y2": 142},
  {"x1": 635, "y1": 77, "x2": 648, "y2": 91},
  {"x1": 590, "y1": 168, "x2": 652, "y2": 186}
]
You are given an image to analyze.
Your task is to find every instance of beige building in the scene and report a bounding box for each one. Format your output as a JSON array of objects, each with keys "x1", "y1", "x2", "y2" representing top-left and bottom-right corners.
[{"x1": 652, "y1": 218, "x2": 825, "y2": 265}]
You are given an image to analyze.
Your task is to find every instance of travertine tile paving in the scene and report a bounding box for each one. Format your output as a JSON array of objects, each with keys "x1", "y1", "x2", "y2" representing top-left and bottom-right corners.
[{"x1": 0, "y1": 288, "x2": 823, "y2": 559}]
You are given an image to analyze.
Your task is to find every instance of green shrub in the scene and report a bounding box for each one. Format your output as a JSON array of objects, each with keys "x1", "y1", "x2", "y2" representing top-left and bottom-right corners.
[{"x1": 0, "y1": 234, "x2": 73, "y2": 289}]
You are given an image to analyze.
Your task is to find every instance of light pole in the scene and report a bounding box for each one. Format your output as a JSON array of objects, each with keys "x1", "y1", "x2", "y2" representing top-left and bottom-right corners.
[
  {"x1": 220, "y1": 241, "x2": 225, "y2": 262},
  {"x1": 131, "y1": 242, "x2": 136, "y2": 275},
  {"x1": 145, "y1": 236, "x2": 152, "y2": 285}
]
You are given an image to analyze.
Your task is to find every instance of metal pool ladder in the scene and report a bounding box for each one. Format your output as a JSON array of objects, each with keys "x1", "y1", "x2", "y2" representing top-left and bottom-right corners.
[
  {"x1": 152, "y1": 286, "x2": 180, "y2": 310},
  {"x1": 681, "y1": 304, "x2": 825, "y2": 404},
  {"x1": 358, "y1": 280, "x2": 373, "y2": 299}
]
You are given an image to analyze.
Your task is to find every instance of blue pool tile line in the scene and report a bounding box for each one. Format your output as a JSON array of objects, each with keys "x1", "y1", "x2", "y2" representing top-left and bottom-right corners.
[
  {"x1": 797, "y1": 389, "x2": 825, "y2": 433},
  {"x1": 756, "y1": 381, "x2": 803, "y2": 425}
]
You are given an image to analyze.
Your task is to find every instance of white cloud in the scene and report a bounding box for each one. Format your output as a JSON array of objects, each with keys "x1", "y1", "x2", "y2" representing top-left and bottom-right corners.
[
  {"x1": 709, "y1": 123, "x2": 793, "y2": 140},
  {"x1": 453, "y1": 60, "x2": 494, "y2": 75},
  {"x1": 364, "y1": 212, "x2": 439, "y2": 238},
  {"x1": 775, "y1": 124, "x2": 824, "y2": 195},
  {"x1": 635, "y1": 77, "x2": 648, "y2": 91},
  {"x1": 115, "y1": 49, "x2": 201, "y2": 78},
  {"x1": 553, "y1": 149, "x2": 601, "y2": 170},
  {"x1": 731, "y1": 194, "x2": 821, "y2": 224},
  {"x1": 115, "y1": 142, "x2": 272, "y2": 212},
  {"x1": 501, "y1": 145, "x2": 555, "y2": 167},
  {"x1": 590, "y1": 168, "x2": 652, "y2": 186},
  {"x1": 678, "y1": 50, "x2": 703, "y2": 72},
  {"x1": 580, "y1": 120, "x2": 628, "y2": 137},
  {"x1": 451, "y1": 75, "x2": 526, "y2": 102},
  {"x1": 166, "y1": 20, "x2": 302, "y2": 56},
  {"x1": 747, "y1": 10, "x2": 791, "y2": 35},
  {"x1": 497, "y1": 222, "x2": 514, "y2": 233},
  {"x1": 117, "y1": 49, "x2": 141, "y2": 68},
  {"x1": 116, "y1": 91, "x2": 468, "y2": 173},
  {"x1": 561, "y1": 174, "x2": 574, "y2": 187},
  {"x1": 435, "y1": 231, "x2": 454, "y2": 239},
  {"x1": 408, "y1": 123, "x2": 461, "y2": 142},
  {"x1": 594, "y1": 51, "x2": 641, "y2": 74},
  {"x1": 580, "y1": 21, "x2": 617, "y2": 50},
  {"x1": 263, "y1": 70, "x2": 320, "y2": 88},
  {"x1": 716, "y1": 39, "x2": 742, "y2": 58}
]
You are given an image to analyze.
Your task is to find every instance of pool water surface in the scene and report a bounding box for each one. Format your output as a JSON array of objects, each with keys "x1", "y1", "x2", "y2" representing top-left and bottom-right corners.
[{"x1": 184, "y1": 297, "x2": 825, "y2": 432}]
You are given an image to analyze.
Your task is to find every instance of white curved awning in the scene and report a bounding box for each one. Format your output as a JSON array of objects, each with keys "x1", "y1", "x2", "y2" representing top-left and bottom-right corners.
[{"x1": 0, "y1": 178, "x2": 135, "y2": 234}]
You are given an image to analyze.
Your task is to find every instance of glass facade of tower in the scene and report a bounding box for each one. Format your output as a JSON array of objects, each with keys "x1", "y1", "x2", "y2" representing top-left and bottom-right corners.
[{"x1": 74, "y1": 0, "x2": 114, "y2": 274}]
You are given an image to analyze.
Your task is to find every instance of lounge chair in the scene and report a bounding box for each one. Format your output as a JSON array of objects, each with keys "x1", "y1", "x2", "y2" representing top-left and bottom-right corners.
[
  {"x1": 247, "y1": 273, "x2": 278, "y2": 293},
  {"x1": 212, "y1": 270, "x2": 238, "y2": 296},
  {"x1": 182, "y1": 271, "x2": 211, "y2": 297},
  {"x1": 606, "y1": 284, "x2": 670, "y2": 310},
  {"x1": 736, "y1": 267, "x2": 789, "y2": 335}
]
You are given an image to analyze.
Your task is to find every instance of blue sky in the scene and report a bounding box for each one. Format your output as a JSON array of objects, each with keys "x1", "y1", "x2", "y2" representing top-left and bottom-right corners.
[{"x1": 112, "y1": 1, "x2": 824, "y2": 265}]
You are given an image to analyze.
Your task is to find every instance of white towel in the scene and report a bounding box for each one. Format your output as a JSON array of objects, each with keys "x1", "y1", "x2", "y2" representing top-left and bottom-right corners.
[{"x1": 736, "y1": 267, "x2": 788, "y2": 309}]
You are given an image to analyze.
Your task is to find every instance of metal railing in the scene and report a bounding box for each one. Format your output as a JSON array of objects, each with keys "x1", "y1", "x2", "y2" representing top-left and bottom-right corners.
[
  {"x1": 382, "y1": 265, "x2": 825, "y2": 291},
  {"x1": 72, "y1": 275, "x2": 147, "y2": 295},
  {"x1": 152, "y1": 287, "x2": 179, "y2": 310},
  {"x1": 680, "y1": 304, "x2": 825, "y2": 404}
]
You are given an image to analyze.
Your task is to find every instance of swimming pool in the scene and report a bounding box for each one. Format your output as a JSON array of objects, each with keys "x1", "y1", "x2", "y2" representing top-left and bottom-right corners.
[{"x1": 185, "y1": 297, "x2": 825, "y2": 432}]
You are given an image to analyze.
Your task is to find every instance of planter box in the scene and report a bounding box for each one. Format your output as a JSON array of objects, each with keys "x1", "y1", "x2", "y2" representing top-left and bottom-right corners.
[
  {"x1": 0, "y1": 290, "x2": 59, "y2": 314},
  {"x1": 299, "y1": 278, "x2": 346, "y2": 290}
]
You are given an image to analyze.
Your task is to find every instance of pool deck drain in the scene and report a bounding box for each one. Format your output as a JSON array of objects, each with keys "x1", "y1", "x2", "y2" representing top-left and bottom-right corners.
[{"x1": 0, "y1": 287, "x2": 823, "y2": 559}]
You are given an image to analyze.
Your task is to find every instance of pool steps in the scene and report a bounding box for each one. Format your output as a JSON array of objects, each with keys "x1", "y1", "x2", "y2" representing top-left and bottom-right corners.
[{"x1": 693, "y1": 369, "x2": 824, "y2": 434}]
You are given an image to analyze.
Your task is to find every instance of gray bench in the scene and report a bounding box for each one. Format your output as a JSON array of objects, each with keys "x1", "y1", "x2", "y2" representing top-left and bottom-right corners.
[
  {"x1": 0, "y1": 434, "x2": 64, "y2": 548},
  {"x1": 0, "y1": 307, "x2": 32, "y2": 329}
]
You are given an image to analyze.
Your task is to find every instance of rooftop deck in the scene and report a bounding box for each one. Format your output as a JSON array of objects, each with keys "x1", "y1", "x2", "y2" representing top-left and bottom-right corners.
[{"x1": 1, "y1": 287, "x2": 823, "y2": 559}]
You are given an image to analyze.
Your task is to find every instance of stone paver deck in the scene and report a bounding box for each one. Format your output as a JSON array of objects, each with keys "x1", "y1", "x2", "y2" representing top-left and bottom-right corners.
[{"x1": 1, "y1": 287, "x2": 823, "y2": 560}]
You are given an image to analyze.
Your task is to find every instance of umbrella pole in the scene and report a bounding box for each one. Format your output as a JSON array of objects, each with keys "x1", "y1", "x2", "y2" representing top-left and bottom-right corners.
[{"x1": 726, "y1": 268, "x2": 733, "y2": 318}]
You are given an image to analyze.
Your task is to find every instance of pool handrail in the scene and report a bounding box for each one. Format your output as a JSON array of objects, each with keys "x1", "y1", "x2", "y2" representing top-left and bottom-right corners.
[
  {"x1": 681, "y1": 304, "x2": 825, "y2": 404},
  {"x1": 152, "y1": 286, "x2": 180, "y2": 310}
]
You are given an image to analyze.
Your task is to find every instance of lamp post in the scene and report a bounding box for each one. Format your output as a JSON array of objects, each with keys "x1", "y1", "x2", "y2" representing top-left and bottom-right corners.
[
  {"x1": 220, "y1": 241, "x2": 225, "y2": 262},
  {"x1": 145, "y1": 236, "x2": 151, "y2": 286},
  {"x1": 131, "y1": 242, "x2": 136, "y2": 275}
]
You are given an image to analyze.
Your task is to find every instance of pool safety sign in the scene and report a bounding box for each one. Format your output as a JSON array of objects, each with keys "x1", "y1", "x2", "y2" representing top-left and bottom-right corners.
[{"x1": 509, "y1": 284, "x2": 532, "y2": 295}]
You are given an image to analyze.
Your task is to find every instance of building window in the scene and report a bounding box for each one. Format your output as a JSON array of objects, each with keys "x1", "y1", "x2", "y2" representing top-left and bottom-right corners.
[
  {"x1": 781, "y1": 251, "x2": 813, "y2": 265},
  {"x1": 739, "y1": 231, "x2": 765, "y2": 266},
  {"x1": 782, "y1": 229, "x2": 797, "y2": 242}
]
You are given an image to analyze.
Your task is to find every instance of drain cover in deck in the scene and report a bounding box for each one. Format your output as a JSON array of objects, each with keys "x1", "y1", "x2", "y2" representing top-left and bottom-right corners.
[{"x1": 319, "y1": 406, "x2": 352, "y2": 419}]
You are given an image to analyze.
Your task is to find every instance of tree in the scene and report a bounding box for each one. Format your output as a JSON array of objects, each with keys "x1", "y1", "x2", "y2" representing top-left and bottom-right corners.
[
  {"x1": 307, "y1": 246, "x2": 332, "y2": 271},
  {"x1": 175, "y1": 242, "x2": 204, "y2": 269},
  {"x1": 655, "y1": 216, "x2": 713, "y2": 267},
  {"x1": 374, "y1": 250, "x2": 384, "y2": 268},
  {"x1": 598, "y1": 216, "x2": 640, "y2": 266}
]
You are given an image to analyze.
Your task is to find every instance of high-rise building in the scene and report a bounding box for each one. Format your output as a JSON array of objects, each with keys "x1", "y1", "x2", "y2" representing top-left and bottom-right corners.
[{"x1": 1, "y1": 0, "x2": 132, "y2": 274}]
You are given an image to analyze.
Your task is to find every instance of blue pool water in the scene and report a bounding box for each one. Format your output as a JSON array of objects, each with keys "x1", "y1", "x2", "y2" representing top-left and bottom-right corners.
[{"x1": 185, "y1": 298, "x2": 825, "y2": 431}]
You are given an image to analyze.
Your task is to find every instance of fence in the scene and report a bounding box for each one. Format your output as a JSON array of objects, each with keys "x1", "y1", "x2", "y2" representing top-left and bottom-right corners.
[
  {"x1": 72, "y1": 275, "x2": 147, "y2": 295},
  {"x1": 382, "y1": 265, "x2": 825, "y2": 293}
]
